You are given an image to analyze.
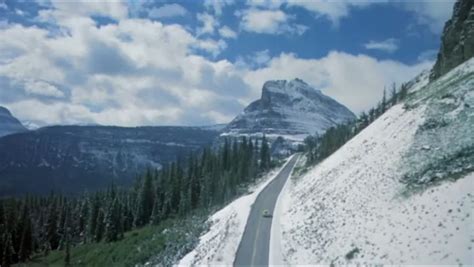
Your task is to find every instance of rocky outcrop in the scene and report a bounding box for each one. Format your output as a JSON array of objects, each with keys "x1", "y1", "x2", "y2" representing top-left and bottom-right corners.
[
  {"x1": 0, "y1": 106, "x2": 27, "y2": 137},
  {"x1": 430, "y1": 0, "x2": 474, "y2": 81},
  {"x1": 223, "y1": 78, "x2": 355, "y2": 141}
]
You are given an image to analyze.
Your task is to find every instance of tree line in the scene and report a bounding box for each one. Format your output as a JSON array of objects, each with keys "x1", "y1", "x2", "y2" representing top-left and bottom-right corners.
[
  {"x1": 305, "y1": 83, "x2": 409, "y2": 164},
  {"x1": 0, "y1": 136, "x2": 273, "y2": 266}
]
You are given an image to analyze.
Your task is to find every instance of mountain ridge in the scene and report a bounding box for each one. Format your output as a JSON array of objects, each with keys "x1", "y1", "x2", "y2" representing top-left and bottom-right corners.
[
  {"x1": 223, "y1": 78, "x2": 355, "y2": 141},
  {"x1": 0, "y1": 106, "x2": 27, "y2": 138}
]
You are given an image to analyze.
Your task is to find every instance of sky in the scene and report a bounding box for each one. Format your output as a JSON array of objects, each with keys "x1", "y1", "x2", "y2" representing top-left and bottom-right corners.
[{"x1": 0, "y1": 0, "x2": 456, "y2": 128}]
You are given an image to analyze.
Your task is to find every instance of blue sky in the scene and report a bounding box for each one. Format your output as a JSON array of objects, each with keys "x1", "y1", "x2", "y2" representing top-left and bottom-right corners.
[{"x1": 0, "y1": 0, "x2": 455, "y2": 127}]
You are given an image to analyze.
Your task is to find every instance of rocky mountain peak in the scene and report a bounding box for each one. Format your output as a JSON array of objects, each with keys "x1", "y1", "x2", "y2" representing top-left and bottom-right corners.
[
  {"x1": 223, "y1": 78, "x2": 355, "y2": 140},
  {"x1": 0, "y1": 106, "x2": 27, "y2": 138},
  {"x1": 430, "y1": 0, "x2": 474, "y2": 80}
]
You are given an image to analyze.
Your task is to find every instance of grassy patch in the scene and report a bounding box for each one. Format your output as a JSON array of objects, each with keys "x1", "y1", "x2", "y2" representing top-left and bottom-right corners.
[{"x1": 18, "y1": 214, "x2": 208, "y2": 267}]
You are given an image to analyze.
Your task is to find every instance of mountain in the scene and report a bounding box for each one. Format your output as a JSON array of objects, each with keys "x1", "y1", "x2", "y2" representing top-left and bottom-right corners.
[
  {"x1": 431, "y1": 0, "x2": 474, "y2": 80},
  {"x1": 279, "y1": 56, "x2": 474, "y2": 265},
  {"x1": 0, "y1": 106, "x2": 27, "y2": 137},
  {"x1": 278, "y1": 2, "x2": 474, "y2": 263},
  {"x1": 222, "y1": 78, "x2": 355, "y2": 141},
  {"x1": 0, "y1": 125, "x2": 219, "y2": 196}
]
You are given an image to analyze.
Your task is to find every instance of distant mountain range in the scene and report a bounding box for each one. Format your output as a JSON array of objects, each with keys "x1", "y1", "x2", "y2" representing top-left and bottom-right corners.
[
  {"x1": 0, "y1": 79, "x2": 356, "y2": 196},
  {"x1": 0, "y1": 124, "x2": 219, "y2": 196}
]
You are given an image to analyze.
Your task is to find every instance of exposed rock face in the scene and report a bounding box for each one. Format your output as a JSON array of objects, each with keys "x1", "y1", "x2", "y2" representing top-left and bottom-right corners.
[
  {"x1": 0, "y1": 106, "x2": 27, "y2": 137},
  {"x1": 431, "y1": 0, "x2": 474, "y2": 81},
  {"x1": 0, "y1": 125, "x2": 219, "y2": 196},
  {"x1": 223, "y1": 78, "x2": 355, "y2": 141}
]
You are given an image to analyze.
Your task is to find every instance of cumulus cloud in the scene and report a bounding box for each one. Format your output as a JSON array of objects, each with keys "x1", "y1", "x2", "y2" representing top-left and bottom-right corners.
[
  {"x1": 364, "y1": 38, "x2": 399, "y2": 53},
  {"x1": 45, "y1": 0, "x2": 128, "y2": 20},
  {"x1": 236, "y1": 49, "x2": 272, "y2": 69},
  {"x1": 148, "y1": 3, "x2": 188, "y2": 19},
  {"x1": 196, "y1": 12, "x2": 219, "y2": 36},
  {"x1": 0, "y1": 10, "x2": 249, "y2": 127},
  {"x1": 0, "y1": 1, "x2": 436, "y2": 127},
  {"x1": 238, "y1": 8, "x2": 308, "y2": 35},
  {"x1": 204, "y1": 0, "x2": 234, "y2": 16},
  {"x1": 219, "y1": 25, "x2": 237, "y2": 39},
  {"x1": 23, "y1": 80, "x2": 64, "y2": 98},
  {"x1": 194, "y1": 38, "x2": 228, "y2": 57}
]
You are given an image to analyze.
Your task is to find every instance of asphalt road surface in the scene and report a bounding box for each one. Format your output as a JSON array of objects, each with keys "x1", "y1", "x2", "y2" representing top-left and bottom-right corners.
[{"x1": 234, "y1": 154, "x2": 299, "y2": 266}]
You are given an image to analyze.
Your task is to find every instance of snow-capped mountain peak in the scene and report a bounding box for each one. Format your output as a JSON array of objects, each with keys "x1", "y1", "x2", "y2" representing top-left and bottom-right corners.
[{"x1": 223, "y1": 78, "x2": 355, "y2": 141}]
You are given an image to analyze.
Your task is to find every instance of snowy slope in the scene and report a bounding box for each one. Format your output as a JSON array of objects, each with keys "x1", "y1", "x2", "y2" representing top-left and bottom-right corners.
[
  {"x1": 278, "y1": 58, "x2": 474, "y2": 265},
  {"x1": 177, "y1": 156, "x2": 294, "y2": 266}
]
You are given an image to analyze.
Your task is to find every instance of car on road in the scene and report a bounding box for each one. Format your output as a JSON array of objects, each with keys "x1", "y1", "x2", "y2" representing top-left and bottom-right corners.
[{"x1": 262, "y1": 209, "x2": 272, "y2": 218}]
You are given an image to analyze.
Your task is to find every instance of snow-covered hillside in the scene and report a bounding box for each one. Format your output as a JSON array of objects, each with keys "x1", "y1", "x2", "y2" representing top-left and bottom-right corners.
[{"x1": 277, "y1": 58, "x2": 474, "y2": 265}]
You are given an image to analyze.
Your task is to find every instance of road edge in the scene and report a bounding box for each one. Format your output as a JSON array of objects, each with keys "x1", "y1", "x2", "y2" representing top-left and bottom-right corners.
[{"x1": 268, "y1": 153, "x2": 299, "y2": 266}]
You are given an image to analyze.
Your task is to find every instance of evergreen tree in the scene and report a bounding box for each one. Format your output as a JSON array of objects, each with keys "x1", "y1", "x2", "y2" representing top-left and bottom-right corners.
[
  {"x1": 260, "y1": 135, "x2": 271, "y2": 171},
  {"x1": 399, "y1": 83, "x2": 408, "y2": 100},
  {"x1": 46, "y1": 201, "x2": 59, "y2": 250},
  {"x1": 104, "y1": 198, "x2": 120, "y2": 242},
  {"x1": 381, "y1": 88, "x2": 387, "y2": 113},
  {"x1": 134, "y1": 170, "x2": 155, "y2": 227},
  {"x1": 94, "y1": 209, "x2": 104, "y2": 242},
  {"x1": 18, "y1": 205, "x2": 32, "y2": 262},
  {"x1": 391, "y1": 83, "x2": 398, "y2": 106},
  {"x1": 2, "y1": 232, "x2": 14, "y2": 266}
]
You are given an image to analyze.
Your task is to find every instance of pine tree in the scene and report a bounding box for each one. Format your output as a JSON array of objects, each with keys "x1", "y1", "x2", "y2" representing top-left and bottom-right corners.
[
  {"x1": 134, "y1": 170, "x2": 155, "y2": 227},
  {"x1": 399, "y1": 83, "x2": 408, "y2": 100},
  {"x1": 2, "y1": 232, "x2": 15, "y2": 266},
  {"x1": 260, "y1": 135, "x2": 271, "y2": 171},
  {"x1": 18, "y1": 204, "x2": 32, "y2": 262},
  {"x1": 46, "y1": 201, "x2": 59, "y2": 250},
  {"x1": 391, "y1": 83, "x2": 398, "y2": 106},
  {"x1": 104, "y1": 198, "x2": 120, "y2": 242},
  {"x1": 63, "y1": 208, "x2": 71, "y2": 266},
  {"x1": 87, "y1": 195, "x2": 99, "y2": 243},
  {"x1": 381, "y1": 87, "x2": 387, "y2": 113},
  {"x1": 94, "y1": 209, "x2": 104, "y2": 242}
]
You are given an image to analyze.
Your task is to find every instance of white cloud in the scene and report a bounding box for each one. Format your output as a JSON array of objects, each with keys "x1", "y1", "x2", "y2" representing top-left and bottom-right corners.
[
  {"x1": 194, "y1": 38, "x2": 228, "y2": 57},
  {"x1": 0, "y1": 2, "x2": 7, "y2": 10},
  {"x1": 0, "y1": 0, "x2": 438, "y2": 127},
  {"x1": 219, "y1": 25, "x2": 237, "y2": 39},
  {"x1": 23, "y1": 80, "x2": 64, "y2": 98},
  {"x1": 196, "y1": 12, "x2": 219, "y2": 36},
  {"x1": 148, "y1": 4, "x2": 187, "y2": 19},
  {"x1": 0, "y1": 11, "x2": 249, "y2": 127},
  {"x1": 204, "y1": 0, "x2": 234, "y2": 16},
  {"x1": 46, "y1": 0, "x2": 128, "y2": 20},
  {"x1": 238, "y1": 8, "x2": 307, "y2": 35},
  {"x1": 401, "y1": 0, "x2": 456, "y2": 34},
  {"x1": 417, "y1": 49, "x2": 438, "y2": 62},
  {"x1": 236, "y1": 49, "x2": 272, "y2": 68},
  {"x1": 364, "y1": 38, "x2": 399, "y2": 53}
]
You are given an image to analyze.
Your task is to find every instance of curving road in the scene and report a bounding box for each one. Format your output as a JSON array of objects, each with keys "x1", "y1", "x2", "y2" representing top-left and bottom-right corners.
[{"x1": 234, "y1": 154, "x2": 299, "y2": 266}]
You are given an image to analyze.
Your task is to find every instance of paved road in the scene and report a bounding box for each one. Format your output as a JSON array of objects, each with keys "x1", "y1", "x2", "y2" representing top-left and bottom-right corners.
[{"x1": 234, "y1": 154, "x2": 299, "y2": 266}]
